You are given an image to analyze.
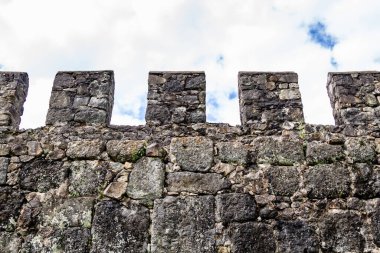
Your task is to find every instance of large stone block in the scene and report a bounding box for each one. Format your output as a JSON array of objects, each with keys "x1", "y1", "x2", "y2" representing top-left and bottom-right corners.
[
  {"x1": 0, "y1": 157, "x2": 9, "y2": 185},
  {"x1": 345, "y1": 138, "x2": 376, "y2": 163},
  {"x1": 0, "y1": 187, "x2": 24, "y2": 231},
  {"x1": 170, "y1": 136, "x2": 213, "y2": 172},
  {"x1": 304, "y1": 164, "x2": 351, "y2": 199},
  {"x1": 106, "y1": 140, "x2": 146, "y2": 163},
  {"x1": 127, "y1": 157, "x2": 165, "y2": 200},
  {"x1": 227, "y1": 222, "x2": 275, "y2": 253},
  {"x1": 215, "y1": 142, "x2": 249, "y2": 165},
  {"x1": 166, "y1": 172, "x2": 230, "y2": 194},
  {"x1": 266, "y1": 166, "x2": 300, "y2": 196},
  {"x1": 216, "y1": 193, "x2": 257, "y2": 223},
  {"x1": 352, "y1": 163, "x2": 380, "y2": 198},
  {"x1": 152, "y1": 196, "x2": 215, "y2": 253},
  {"x1": 91, "y1": 200, "x2": 150, "y2": 253},
  {"x1": 306, "y1": 141, "x2": 344, "y2": 164},
  {"x1": 19, "y1": 159, "x2": 68, "y2": 192},
  {"x1": 66, "y1": 140, "x2": 104, "y2": 159}
]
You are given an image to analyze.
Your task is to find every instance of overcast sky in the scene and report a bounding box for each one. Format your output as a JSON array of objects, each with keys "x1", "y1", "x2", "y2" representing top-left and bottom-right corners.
[{"x1": 1, "y1": 0, "x2": 380, "y2": 128}]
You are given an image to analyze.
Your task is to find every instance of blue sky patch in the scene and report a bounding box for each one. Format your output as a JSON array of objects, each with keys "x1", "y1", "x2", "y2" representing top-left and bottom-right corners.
[
  {"x1": 0, "y1": 64, "x2": 3, "y2": 69},
  {"x1": 207, "y1": 96, "x2": 219, "y2": 108},
  {"x1": 228, "y1": 91, "x2": 237, "y2": 100},
  {"x1": 308, "y1": 21, "x2": 337, "y2": 50},
  {"x1": 330, "y1": 57, "x2": 338, "y2": 68},
  {"x1": 216, "y1": 54, "x2": 224, "y2": 66}
]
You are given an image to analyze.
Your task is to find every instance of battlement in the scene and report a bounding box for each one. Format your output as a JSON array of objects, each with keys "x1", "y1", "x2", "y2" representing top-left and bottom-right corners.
[
  {"x1": 0, "y1": 70, "x2": 379, "y2": 253},
  {"x1": 1, "y1": 70, "x2": 380, "y2": 129}
]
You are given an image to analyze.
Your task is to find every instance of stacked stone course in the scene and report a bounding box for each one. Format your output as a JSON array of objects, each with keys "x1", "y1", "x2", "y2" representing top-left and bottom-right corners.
[{"x1": 0, "y1": 70, "x2": 379, "y2": 252}]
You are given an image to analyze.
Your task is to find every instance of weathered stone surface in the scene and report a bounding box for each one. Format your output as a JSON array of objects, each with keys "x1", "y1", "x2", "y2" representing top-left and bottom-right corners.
[
  {"x1": 60, "y1": 227, "x2": 91, "y2": 253},
  {"x1": 0, "y1": 144, "x2": 10, "y2": 156},
  {"x1": 216, "y1": 193, "x2": 256, "y2": 223},
  {"x1": 277, "y1": 220, "x2": 319, "y2": 253},
  {"x1": 227, "y1": 222, "x2": 275, "y2": 253},
  {"x1": 166, "y1": 172, "x2": 230, "y2": 194},
  {"x1": 19, "y1": 159, "x2": 67, "y2": 192},
  {"x1": 0, "y1": 232, "x2": 22, "y2": 252},
  {"x1": 66, "y1": 140, "x2": 104, "y2": 159},
  {"x1": 345, "y1": 138, "x2": 376, "y2": 163},
  {"x1": 26, "y1": 141, "x2": 43, "y2": 156},
  {"x1": 91, "y1": 200, "x2": 150, "y2": 253},
  {"x1": 68, "y1": 161, "x2": 110, "y2": 196},
  {"x1": 352, "y1": 163, "x2": 380, "y2": 198},
  {"x1": 306, "y1": 141, "x2": 344, "y2": 164},
  {"x1": 266, "y1": 166, "x2": 299, "y2": 196},
  {"x1": 127, "y1": 157, "x2": 164, "y2": 200},
  {"x1": 0, "y1": 187, "x2": 24, "y2": 231},
  {"x1": 106, "y1": 140, "x2": 146, "y2": 163},
  {"x1": 373, "y1": 202, "x2": 380, "y2": 247},
  {"x1": 152, "y1": 196, "x2": 215, "y2": 253},
  {"x1": 216, "y1": 142, "x2": 248, "y2": 165},
  {"x1": 305, "y1": 164, "x2": 351, "y2": 199},
  {"x1": 170, "y1": 136, "x2": 213, "y2": 172},
  {"x1": 255, "y1": 137, "x2": 304, "y2": 165},
  {"x1": 103, "y1": 182, "x2": 128, "y2": 199},
  {"x1": 320, "y1": 211, "x2": 364, "y2": 252},
  {"x1": 0, "y1": 157, "x2": 9, "y2": 184}
]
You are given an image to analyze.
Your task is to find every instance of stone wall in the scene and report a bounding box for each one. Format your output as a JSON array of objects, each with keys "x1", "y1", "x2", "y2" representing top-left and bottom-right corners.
[{"x1": 0, "y1": 70, "x2": 379, "y2": 253}]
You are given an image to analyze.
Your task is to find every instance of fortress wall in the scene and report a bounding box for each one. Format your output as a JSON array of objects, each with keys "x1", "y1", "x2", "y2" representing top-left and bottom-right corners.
[{"x1": 0, "y1": 70, "x2": 379, "y2": 252}]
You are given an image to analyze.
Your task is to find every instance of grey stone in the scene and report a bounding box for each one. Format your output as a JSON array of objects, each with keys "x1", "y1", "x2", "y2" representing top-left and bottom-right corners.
[
  {"x1": 0, "y1": 187, "x2": 24, "y2": 231},
  {"x1": 255, "y1": 137, "x2": 304, "y2": 165},
  {"x1": 91, "y1": 200, "x2": 150, "y2": 253},
  {"x1": 127, "y1": 157, "x2": 165, "y2": 200},
  {"x1": 74, "y1": 108, "x2": 108, "y2": 124},
  {"x1": 26, "y1": 141, "x2": 43, "y2": 156},
  {"x1": 305, "y1": 164, "x2": 351, "y2": 199},
  {"x1": 320, "y1": 211, "x2": 364, "y2": 252},
  {"x1": 216, "y1": 193, "x2": 256, "y2": 223},
  {"x1": 373, "y1": 202, "x2": 380, "y2": 247},
  {"x1": 276, "y1": 221, "x2": 319, "y2": 253},
  {"x1": 0, "y1": 157, "x2": 9, "y2": 184},
  {"x1": 19, "y1": 159, "x2": 67, "y2": 192},
  {"x1": 227, "y1": 222, "x2": 275, "y2": 253},
  {"x1": 306, "y1": 141, "x2": 344, "y2": 164},
  {"x1": 106, "y1": 140, "x2": 146, "y2": 163},
  {"x1": 216, "y1": 142, "x2": 248, "y2": 165},
  {"x1": 66, "y1": 140, "x2": 104, "y2": 159},
  {"x1": 345, "y1": 138, "x2": 376, "y2": 163},
  {"x1": 68, "y1": 161, "x2": 110, "y2": 196},
  {"x1": 0, "y1": 232, "x2": 22, "y2": 252},
  {"x1": 152, "y1": 196, "x2": 215, "y2": 253},
  {"x1": 166, "y1": 172, "x2": 230, "y2": 194},
  {"x1": 60, "y1": 227, "x2": 91, "y2": 253},
  {"x1": 0, "y1": 144, "x2": 10, "y2": 156},
  {"x1": 352, "y1": 163, "x2": 380, "y2": 198},
  {"x1": 170, "y1": 136, "x2": 213, "y2": 172},
  {"x1": 103, "y1": 182, "x2": 128, "y2": 199},
  {"x1": 266, "y1": 166, "x2": 299, "y2": 196},
  {"x1": 279, "y1": 89, "x2": 301, "y2": 100}
]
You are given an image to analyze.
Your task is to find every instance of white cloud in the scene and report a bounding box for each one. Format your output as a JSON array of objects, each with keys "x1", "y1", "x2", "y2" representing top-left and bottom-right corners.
[{"x1": 0, "y1": 0, "x2": 379, "y2": 128}]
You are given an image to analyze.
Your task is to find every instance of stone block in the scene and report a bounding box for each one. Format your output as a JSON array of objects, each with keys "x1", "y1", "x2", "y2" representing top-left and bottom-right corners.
[
  {"x1": 227, "y1": 222, "x2": 275, "y2": 253},
  {"x1": 216, "y1": 193, "x2": 257, "y2": 223},
  {"x1": 19, "y1": 159, "x2": 68, "y2": 192},
  {"x1": 91, "y1": 200, "x2": 150, "y2": 253},
  {"x1": 166, "y1": 172, "x2": 230, "y2": 194},
  {"x1": 66, "y1": 140, "x2": 104, "y2": 159},
  {"x1": 106, "y1": 140, "x2": 146, "y2": 163},
  {"x1": 266, "y1": 166, "x2": 300, "y2": 196},
  {"x1": 373, "y1": 202, "x2": 380, "y2": 247},
  {"x1": 103, "y1": 182, "x2": 128, "y2": 200},
  {"x1": 216, "y1": 142, "x2": 248, "y2": 165},
  {"x1": 152, "y1": 196, "x2": 215, "y2": 252},
  {"x1": 305, "y1": 164, "x2": 351, "y2": 199},
  {"x1": 170, "y1": 136, "x2": 213, "y2": 172},
  {"x1": 0, "y1": 157, "x2": 9, "y2": 185},
  {"x1": 0, "y1": 232, "x2": 22, "y2": 252},
  {"x1": 127, "y1": 157, "x2": 165, "y2": 200},
  {"x1": 0, "y1": 187, "x2": 24, "y2": 231},
  {"x1": 345, "y1": 137, "x2": 376, "y2": 163},
  {"x1": 352, "y1": 163, "x2": 380, "y2": 198},
  {"x1": 306, "y1": 141, "x2": 344, "y2": 164}
]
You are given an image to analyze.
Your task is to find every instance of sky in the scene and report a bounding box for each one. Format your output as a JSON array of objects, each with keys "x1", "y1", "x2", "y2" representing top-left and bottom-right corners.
[{"x1": 1, "y1": 0, "x2": 380, "y2": 128}]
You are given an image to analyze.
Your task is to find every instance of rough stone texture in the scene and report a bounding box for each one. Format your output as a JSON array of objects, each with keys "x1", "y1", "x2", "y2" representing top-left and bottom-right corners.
[
  {"x1": 227, "y1": 222, "x2": 275, "y2": 253},
  {"x1": 306, "y1": 141, "x2": 344, "y2": 164},
  {"x1": 216, "y1": 142, "x2": 248, "y2": 165},
  {"x1": 106, "y1": 140, "x2": 146, "y2": 163},
  {"x1": 320, "y1": 211, "x2": 365, "y2": 252},
  {"x1": 46, "y1": 71, "x2": 114, "y2": 126},
  {"x1": 146, "y1": 71, "x2": 206, "y2": 125},
  {"x1": 127, "y1": 157, "x2": 165, "y2": 200},
  {"x1": 305, "y1": 164, "x2": 351, "y2": 199},
  {"x1": 166, "y1": 172, "x2": 230, "y2": 194},
  {"x1": 0, "y1": 72, "x2": 28, "y2": 130},
  {"x1": 170, "y1": 136, "x2": 213, "y2": 172},
  {"x1": 238, "y1": 72, "x2": 303, "y2": 129},
  {"x1": 152, "y1": 196, "x2": 215, "y2": 253},
  {"x1": 277, "y1": 220, "x2": 320, "y2": 253},
  {"x1": 216, "y1": 193, "x2": 257, "y2": 223},
  {"x1": 327, "y1": 72, "x2": 380, "y2": 125},
  {"x1": 0, "y1": 157, "x2": 9, "y2": 184},
  {"x1": 91, "y1": 200, "x2": 150, "y2": 253},
  {"x1": 266, "y1": 166, "x2": 300, "y2": 196},
  {"x1": 19, "y1": 159, "x2": 67, "y2": 192},
  {"x1": 66, "y1": 139, "x2": 104, "y2": 159},
  {"x1": 254, "y1": 137, "x2": 304, "y2": 165},
  {"x1": 1, "y1": 70, "x2": 380, "y2": 252}
]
